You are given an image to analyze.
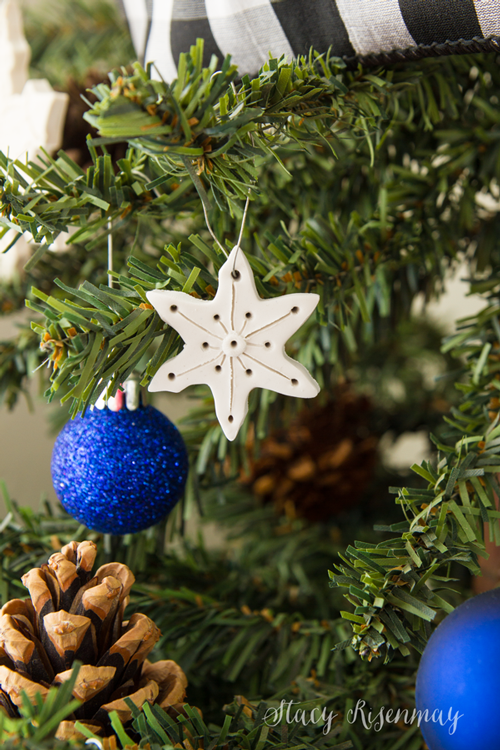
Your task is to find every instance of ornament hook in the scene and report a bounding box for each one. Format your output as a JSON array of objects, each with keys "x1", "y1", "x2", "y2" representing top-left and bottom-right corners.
[
  {"x1": 202, "y1": 201, "x2": 229, "y2": 258},
  {"x1": 107, "y1": 217, "x2": 113, "y2": 288}
]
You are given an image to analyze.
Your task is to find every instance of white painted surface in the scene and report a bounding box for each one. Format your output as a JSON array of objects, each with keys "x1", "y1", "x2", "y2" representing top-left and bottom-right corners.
[
  {"x1": 411, "y1": 261, "x2": 485, "y2": 329},
  {"x1": 0, "y1": 0, "x2": 30, "y2": 96},
  {"x1": 0, "y1": 0, "x2": 68, "y2": 283}
]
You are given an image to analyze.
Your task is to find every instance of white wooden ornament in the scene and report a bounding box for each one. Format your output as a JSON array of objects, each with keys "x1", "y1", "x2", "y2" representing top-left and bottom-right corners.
[
  {"x1": 0, "y1": 0, "x2": 30, "y2": 96},
  {"x1": 0, "y1": 0, "x2": 69, "y2": 282},
  {"x1": 146, "y1": 246, "x2": 320, "y2": 440}
]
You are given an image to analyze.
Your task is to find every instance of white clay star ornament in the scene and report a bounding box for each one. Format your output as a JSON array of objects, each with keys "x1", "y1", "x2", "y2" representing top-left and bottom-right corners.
[{"x1": 146, "y1": 246, "x2": 320, "y2": 440}]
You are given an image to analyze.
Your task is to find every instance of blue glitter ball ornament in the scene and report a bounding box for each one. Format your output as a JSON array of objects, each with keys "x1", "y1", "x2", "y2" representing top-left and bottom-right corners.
[
  {"x1": 415, "y1": 588, "x2": 500, "y2": 750},
  {"x1": 51, "y1": 404, "x2": 188, "y2": 534}
]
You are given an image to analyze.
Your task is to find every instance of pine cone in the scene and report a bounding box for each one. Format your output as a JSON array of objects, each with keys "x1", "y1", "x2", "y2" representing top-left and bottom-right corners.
[
  {"x1": 0, "y1": 541, "x2": 187, "y2": 741},
  {"x1": 245, "y1": 385, "x2": 379, "y2": 522},
  {"x1": 61, "y1": 72, "x2": 128, "y2": 169}
]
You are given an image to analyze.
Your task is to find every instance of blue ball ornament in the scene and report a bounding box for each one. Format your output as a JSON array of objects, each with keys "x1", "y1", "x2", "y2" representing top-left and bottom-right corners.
[
  {"x1": 51, "y1": 404, "x2": 188, "y2": 534},
  {"x1": 415, "y1": 588, "x2": 500, "y2": 750}
]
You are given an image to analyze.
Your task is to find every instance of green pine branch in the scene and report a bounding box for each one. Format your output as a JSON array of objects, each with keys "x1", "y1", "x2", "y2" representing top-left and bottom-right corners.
[
  {"x1": 330, "y1": 293, "x2": 500, "y2": 659},
  {"x1": 0, "y1": 48, "x2": 496, "y2": 424},
  {"x1": 0, "y1": 490, "x2": 419, "y2": 750},
  {"x1": 24, "y1": 0, "x2": 134, "y2": 89},
  {"x1": 0, "y1": 327, "x2": 41, "y2": 410},
  {"x1": 2, "y1": 48, "x2": 500, "y2": 432}
]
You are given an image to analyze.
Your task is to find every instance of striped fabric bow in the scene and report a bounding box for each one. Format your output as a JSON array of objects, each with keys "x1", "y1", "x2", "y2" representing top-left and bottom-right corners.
[{"x1": 117, "y1": 0, "x2": 500, "y2": 80}]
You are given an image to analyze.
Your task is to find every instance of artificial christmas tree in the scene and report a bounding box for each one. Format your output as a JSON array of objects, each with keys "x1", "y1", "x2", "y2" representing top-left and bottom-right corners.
[{"x1": 1, "y1": 1, "x2": 500, "y2": 749}]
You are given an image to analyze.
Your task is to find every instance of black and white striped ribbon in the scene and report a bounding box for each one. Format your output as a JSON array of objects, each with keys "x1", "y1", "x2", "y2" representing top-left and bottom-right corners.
[{"x1": 117, "y1": 0, "x2": 500, "y2": 80}]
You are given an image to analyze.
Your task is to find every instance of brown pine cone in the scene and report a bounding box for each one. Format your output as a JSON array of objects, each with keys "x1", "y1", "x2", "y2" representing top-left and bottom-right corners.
[
  {"x1": 245, "y1": 385, "x2": 379, "y2": 522},
  {"x1": 60, "y1": 72, "x2": 128, "y2": 169},
  {"x1": 0, "y1": 540, "x2": 187, "y2": 741}
]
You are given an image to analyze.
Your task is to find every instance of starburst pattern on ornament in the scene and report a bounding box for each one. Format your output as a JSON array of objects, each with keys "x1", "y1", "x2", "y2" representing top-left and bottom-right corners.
[{"x1": 146, "y1": 246, "x2": 320, "y2": 440}]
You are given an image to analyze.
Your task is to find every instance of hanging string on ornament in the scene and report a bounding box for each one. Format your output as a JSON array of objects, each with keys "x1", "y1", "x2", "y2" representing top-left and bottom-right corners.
[
  {"x1": 201, "y1": 193, "x2": 230, "y2": 259},
  {"x1": 146, "y1": 196, "x2": 320, "y2": 441},
  {"x1": 232, "y1": 190, "x2": 251, "y2": 275},
  {"x1": 51, "y1": 219, "x2": 189, "y2": 535},
  {"x1": 107, "y1": 216, "x2": 114, "y2": 288}
]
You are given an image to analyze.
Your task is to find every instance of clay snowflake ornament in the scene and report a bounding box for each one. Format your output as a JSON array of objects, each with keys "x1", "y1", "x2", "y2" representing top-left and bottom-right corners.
[{"x1": 146, "y1": 246, "x2": 320, "y2": 440}]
